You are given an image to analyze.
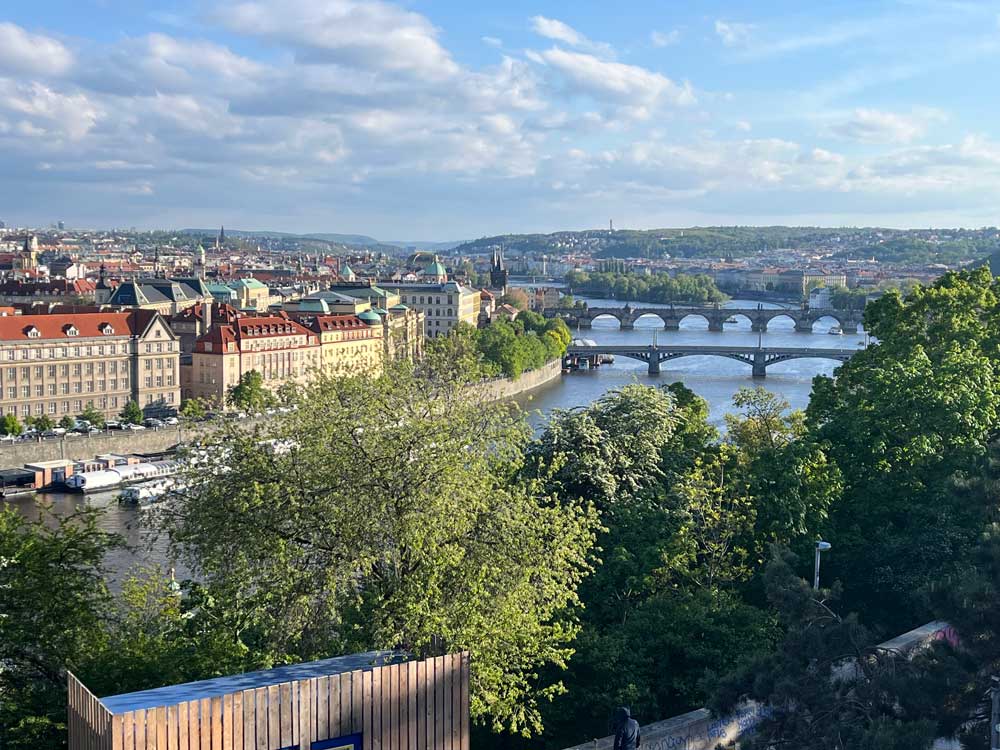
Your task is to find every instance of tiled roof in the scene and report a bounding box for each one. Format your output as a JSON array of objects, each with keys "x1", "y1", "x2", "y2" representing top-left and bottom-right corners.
[
  {"x1": 0, "y1": 312, "x2": 137, "y2": 341},
  {"x1": 308, "y1": 315, "x2": 369, "y2": 332}
]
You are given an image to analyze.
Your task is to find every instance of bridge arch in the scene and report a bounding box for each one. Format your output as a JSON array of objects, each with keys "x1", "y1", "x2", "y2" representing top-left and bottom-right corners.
[
  {"x1": 678, "y1": 313, "x2": 711, "y2": 329},
  {"x1": 633, "y1": 312, "x2": 667, "y2": 328},
  {"x1": 589, "y1": 312, "x2": 623, "y2": 328},
  {"x1": 763, "y1": 313, "x2": 797, "y2": 331},
  {"x1": 810, "y1": 314, "x2": 846, "y2": 333},
  {"x1": 724, "y1": 313, "x2": 753, "y2": 328}
]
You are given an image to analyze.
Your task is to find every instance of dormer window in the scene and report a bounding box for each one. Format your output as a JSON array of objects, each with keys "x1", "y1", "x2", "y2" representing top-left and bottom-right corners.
[
  {"x1": 64, "y1": 325, "x2": 79, "y2": 337},
  {"x1": 100, "y1": 324, "x2": 114, "y2": 335},
  {"x1": 25, "y1": 326, "x2": 40, "y2": 338}
]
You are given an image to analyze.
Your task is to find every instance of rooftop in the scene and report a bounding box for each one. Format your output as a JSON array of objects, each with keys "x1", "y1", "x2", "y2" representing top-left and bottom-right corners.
[{"x1": 100, "y1": 650, "x2": 406, "y2": 715}]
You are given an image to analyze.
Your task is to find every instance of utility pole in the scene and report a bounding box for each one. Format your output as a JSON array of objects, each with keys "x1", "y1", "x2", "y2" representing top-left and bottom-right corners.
[{"x1": 991, "y1": 675, "x2": 999, "y2": 750}]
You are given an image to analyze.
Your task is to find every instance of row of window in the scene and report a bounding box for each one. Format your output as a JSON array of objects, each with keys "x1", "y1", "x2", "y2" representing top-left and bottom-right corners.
[
  {"x1": 0, "y1": 340, "x2": 175, "y2": 361},
  {"x1": 3, "y1": 362, "x2": 128, "y2": 380},
  {"x1": 401, "y1": 294, "x2": 456, "y2": 305},
  {"x1": 3, "y1": 378, "x2": 130, "y2": 398},
  {"x1": 3, "y1": 391, "x2": 174, "y2": 417}
]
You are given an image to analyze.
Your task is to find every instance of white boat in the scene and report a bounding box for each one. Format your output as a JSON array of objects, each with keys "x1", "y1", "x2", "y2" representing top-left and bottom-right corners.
[
  {"x1": 725, "y1": 316, "x2": 738, "y2": 325},
  {"x1": 828, "y1": 325, "x2": 843, "y2": 335},
  {"x1": 119, "y1": 477, "x2": 181, "y2": 505},
  {"x1": 66, "y1": 460, "x2": 179, "y2": 493}
]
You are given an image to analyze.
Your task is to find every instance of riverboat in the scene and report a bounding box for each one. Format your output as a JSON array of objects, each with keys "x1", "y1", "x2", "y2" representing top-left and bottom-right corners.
[
  {"x1": 119, "y1": 477, "x2": 181, "y2": 505},
  {"x1": 828, "y1": 325, "x2": 843, "y2": 335},
  {"x1": 65, "y1": 460, "x2": 179, "y2": 493}
]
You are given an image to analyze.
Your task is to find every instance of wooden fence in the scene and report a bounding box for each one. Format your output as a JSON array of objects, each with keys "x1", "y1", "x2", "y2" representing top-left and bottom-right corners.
[{"x1": 68, "y1": 653, "x2": 470, "y2": 750}]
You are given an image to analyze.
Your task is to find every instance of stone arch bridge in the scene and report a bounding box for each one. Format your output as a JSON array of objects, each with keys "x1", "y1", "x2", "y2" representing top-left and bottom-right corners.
[
  {"x1": 565, "y1": 343, "x2": 857, "y2": 377},
  {"x1": 551, "y1": 304, "x2": 863, "y2": 333}
]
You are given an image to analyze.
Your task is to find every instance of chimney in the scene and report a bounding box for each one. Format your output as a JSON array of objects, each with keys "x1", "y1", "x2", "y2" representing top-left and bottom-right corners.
[{"x1": 203, "y1": 301, "x2": 213, "y2": 334}]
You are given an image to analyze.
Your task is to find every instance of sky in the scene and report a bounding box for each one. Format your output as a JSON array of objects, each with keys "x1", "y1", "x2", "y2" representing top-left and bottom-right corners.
[{"x1": 2, "y1": 0, "x2": 1000, "y2": 239}]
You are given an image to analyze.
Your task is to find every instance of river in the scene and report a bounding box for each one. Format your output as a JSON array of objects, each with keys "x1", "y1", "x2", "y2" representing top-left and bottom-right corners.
[
  {"x1": 516, "y1": 297, "x2": 866, "y2": 428},
  {"x1": 8, "y1": 298, "x2": 865, "y2": 581}
]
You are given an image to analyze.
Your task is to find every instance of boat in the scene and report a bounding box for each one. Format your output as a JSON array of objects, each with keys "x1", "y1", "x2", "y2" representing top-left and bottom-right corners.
[
  {"x1": 0, "y1": 468, "x2": 38, "y2": 500},
  {"x1": 119, "y1": 477, "x2": 181, "y2": 506},
  {"x1": 65, "y1": 460, "x2": 179, "y2": 493},
  {"x1": 828, "y1": 325, "x2": 843, "y2": 335},
  {"x1": 725, "y1": 316, "x2": 738, "y2": 325}
]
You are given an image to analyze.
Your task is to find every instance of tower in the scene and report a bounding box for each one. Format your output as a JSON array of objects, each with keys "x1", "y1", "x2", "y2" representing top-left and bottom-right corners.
[
  {"x1": 95, "y1": 263, "x2": 112, "y2": 305},
  {"x1": 154, "y1": 246, "x2": 161, "y2": 278},
  {"x1": 194, "y1": 244, "x2": 206, "y2": 280},
  {"x1": 218, "y1": 226, "x2": 226, "y2": 247},
  {"x1": 490, "y1": 245, "x2": 509, "y2": 294}
]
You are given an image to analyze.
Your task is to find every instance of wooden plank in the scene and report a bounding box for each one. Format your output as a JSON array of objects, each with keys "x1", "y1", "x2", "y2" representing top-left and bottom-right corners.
[
  {"x1": 134, "y1": 709, "x2": 147, "y2": 750},
  {"x1": 442, "y1": 657, "x2": 453, "y2": 750},
  {"x1": 221, "y1": 694, "x2": 233, "y2": 750},
  {"x1": 291, "y1": 680, "x2": 300, "y2": 750},
  {"x1": 112, "y1": 714, "x2": 124, "y2": 750},
  {"x1": 350, "y1": 670, "x2": 364, "y2": 735},
  {"x1": 408, "y1": 661, "x2": 417, "y2": 750},
  {"x1": 244, "y1": 690, "x2": 257, "y2": 750},
  {"x1": 450, "y1": 655, "x2": 461, "y2": 750},
  {"x1": 200, "y1": 698, "x2": 212, "y2": 750},
  {"x1": 178, "y1": 702, "x2": 189, "y2": 750},
  {"x1": 156, "y1": 705, "x2": 167, "y2": 750},
  {"x1": 362, "y1": 669, "x2": 373, "y2": 750},
  {"x1": 316, "y1": 674, "x2": 329, "y2": 741},
  {"x1": 233, "y1": 691, "x2": 243, "y2": 750},
  {"x1": 296, "y1": 679, "x2": 309, "y2": 749},
  {"x1": 210, "y1": 697, "x2": 222, "y2": 750},
  {"x1": 380, "y1": 665, "x2": 392, "y2": 750},
  {"x1": 189, "y1": 700, "x2": 201, "y2": 750},
  {"x1": 374, "y1": 663, "x2": 385, "y2": 750},
  {"x1": 423, "y1": 659, "x2": 434, "y2": 750},
  {"x1": 267, "y1": 685, "x2": 280, "y2": 750},
  {"x1": 164, "y1": 705, "x2": 175, "y2": 750},
  {"x1": 279, "y1": 682, "x2": 292, "y2": 749},
  {"x1": 329, "y1": 673, "x2": 343, "y2": 741},
  {"x1": 255, "y1": 689, "x2": 267, "y2": 750},
  {"x1": 393, "y1": 665, "x2": 403, "y2": 750},
  {"x1": 460, "y1": 654, "x2": 470, "y2": 750},
  {"x1": 124, "y1": 711, "x2": 135, "y2": 750}
]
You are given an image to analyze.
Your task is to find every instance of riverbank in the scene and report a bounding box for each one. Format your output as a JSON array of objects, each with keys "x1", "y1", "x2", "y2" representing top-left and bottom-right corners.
[{"x1": 475, "y1": 359, "x2": 563, "y2": 402}]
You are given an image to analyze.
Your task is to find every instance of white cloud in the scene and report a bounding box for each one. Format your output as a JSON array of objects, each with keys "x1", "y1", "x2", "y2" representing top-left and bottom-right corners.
[
  {"x1": 735, "y1": 120, "x2": 752, "y2": 132},
  {"x1": 0, "y1": 79, "x2": 101, "y2": 140},
  {"x1": 650, "y1": 30, "x2": 680, "y2": 48},
  {"x1": 482, "y1": 36, "x2": 503, "y2": 48},
  {"x1": 0, "y1": 23, "x2": 74, "y2": 77},
  {"x1": 219, "y1": 0, "x2": 459, "y2": 79},
  {"x1": 715, "y1": 20, "x2": 753, "y2": 47},
  {"x1": 537, "y1": 47, "x2": 695, "y2": 111},
  {"x1": 829, "y1": 108, "x2": 944, "y2": 144},
  {"x1": 530, "y1": 15, "x2": 613, "y2": 56}
]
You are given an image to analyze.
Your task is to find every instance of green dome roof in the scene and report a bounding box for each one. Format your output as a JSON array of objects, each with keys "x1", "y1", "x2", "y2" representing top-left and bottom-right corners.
[
  {"x1": 358, "y1": 310, "x2": 381, "y2": 325},
  {"x1": 424, "y1": 260, "x2": 447, "y2": 276},
  {"x1": 389, "y1": 303, "x2": 408, "y2": 311},
  {"x1": 371, "y1": 307, "x2": 388, "y2": 315}
]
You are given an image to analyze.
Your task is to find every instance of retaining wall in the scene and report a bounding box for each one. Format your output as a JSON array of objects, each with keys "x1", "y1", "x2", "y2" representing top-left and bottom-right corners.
[
  {"x1": 0, "y1": 426, "x2": 199, "y2": 468},
  {"x1": 475, "y1": 359, "x2": 563, "y2": 402}
]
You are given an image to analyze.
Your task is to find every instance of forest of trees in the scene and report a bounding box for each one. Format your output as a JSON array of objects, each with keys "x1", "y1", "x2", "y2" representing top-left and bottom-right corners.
[
  {"x1": 565, "y1": 270, "x2": 726, "y2": 304},
  {"x1": 5, "y1": 267, "x2": 1000, "y2": 748}
]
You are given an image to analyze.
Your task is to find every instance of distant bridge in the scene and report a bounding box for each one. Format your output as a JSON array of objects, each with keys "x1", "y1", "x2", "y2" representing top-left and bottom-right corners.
[
  {"x1": 565, "y1": 343, "x2": 858, "y2": 377},
  {"x1": 548, "y1": 303, "x2": 863, "y2": 333}
]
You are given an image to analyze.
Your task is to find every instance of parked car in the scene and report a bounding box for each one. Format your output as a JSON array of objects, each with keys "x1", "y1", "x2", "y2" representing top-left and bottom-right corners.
[
  {"x1": 0, "y1": 433, "x2": 16, "y2": 442},
  {"x1": 164, "y1": 416, "x2": 179, "y2": 426},
  {"x1": 106, "y1": 420, "x2": 123, "y2": 430},
  {"x1": 144, "y1": 418, "x2": 165, "y2": 428},
  {"x1": 124, "y1": 423, "x2": 147, "y2": 431}
]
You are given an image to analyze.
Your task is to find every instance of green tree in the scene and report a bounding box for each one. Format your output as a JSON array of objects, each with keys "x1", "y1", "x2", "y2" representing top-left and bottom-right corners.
[
  {"x1": 0, "y1": 508, "x2": 122, "y2": 749},
  {"x1": 163, "y1": 363, "x2": 599, "y2": 736},
  {"x1": 1, "y1": 413, "x2": 22, "y2": 436},
  {"x1": 225, "y1": 370, "x2": 274, "y2": 412},
  {"x1": 78, "y1": 405, "x2": 105, "y2": 428},
  {"x1": 31, "y1": 415, "x2": 55, "y2": 432},
  {"x1": 807, "y1": 266, "x2": 1000, "y2": 626},
  {"x1": 120, "y1": 400, "x2": 144, "y2": 425},
  {"x1": 179, "y1": 398, "x2": 207, "y2": 421},
  {"x1": 499, "y1": 288, "x2": 530, "y2": 311},
  {"x1": 59, "y1": 415, "x2": 75, "y2": 431}
]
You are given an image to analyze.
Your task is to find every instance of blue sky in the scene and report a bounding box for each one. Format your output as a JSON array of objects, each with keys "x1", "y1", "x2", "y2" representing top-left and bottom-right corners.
[{"x1": 1, "y1": 0, "x2": 1000, "y2": 238}]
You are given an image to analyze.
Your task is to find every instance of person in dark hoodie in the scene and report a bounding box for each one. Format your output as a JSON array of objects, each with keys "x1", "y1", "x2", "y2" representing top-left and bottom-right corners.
[{"x1": 613, "y1": 707, "x2": 641, "y2": 750}]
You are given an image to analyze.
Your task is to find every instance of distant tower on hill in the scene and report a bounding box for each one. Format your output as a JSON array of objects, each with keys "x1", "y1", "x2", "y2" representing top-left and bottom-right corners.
[
  {"x1": 218, "y1": 226, "x2": 226, "y2": 247},
  {"x1": 490, "y1": 245, "x2": 509, "y2": 295}
]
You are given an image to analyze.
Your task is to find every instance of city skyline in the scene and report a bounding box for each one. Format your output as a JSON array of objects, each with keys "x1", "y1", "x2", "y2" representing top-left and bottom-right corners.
[{"x1": 3, "y1": 0, "x2": 1000, "y2": 238}]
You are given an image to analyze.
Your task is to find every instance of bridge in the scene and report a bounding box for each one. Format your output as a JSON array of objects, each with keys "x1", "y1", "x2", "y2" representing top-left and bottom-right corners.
[
  {"x1": 565, "y1": 343, "x2": 858, "y2": 377},
  {"x1": 549, "y1": 303, "x2": 863, "y2": 334}
]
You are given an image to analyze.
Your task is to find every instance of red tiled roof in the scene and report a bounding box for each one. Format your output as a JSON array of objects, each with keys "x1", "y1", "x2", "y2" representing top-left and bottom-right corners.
[
  {"x1": 0, "y1": 312, "x2": 137, "y2": 341},
  {"x1": 309, "y1": 315, "x2": 368, "y2": 332}
]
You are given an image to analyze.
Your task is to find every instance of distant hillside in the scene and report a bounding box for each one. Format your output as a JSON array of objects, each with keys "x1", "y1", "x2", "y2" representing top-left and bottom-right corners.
[
  {"x1": 455, "y1": 226, "x2": 1000, "y2": 265},
  {"x1": 179, "y1": 228, "x2": 464, "y2": 251}
]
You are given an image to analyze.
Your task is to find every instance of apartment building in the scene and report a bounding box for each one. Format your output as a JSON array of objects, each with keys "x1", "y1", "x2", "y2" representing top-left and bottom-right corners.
[
  {"x1": 0, "y1": 311, "x2": 181, "y2": 421},
  {"x1": 308, "y1": 314, "x2": 383, "y2": 378},
  {"x1": 183, "y1": 313, "x2": 321, "y2": 406},
  {"x1": 381, "y1": 280, "x2": 480, "y2": 339}
]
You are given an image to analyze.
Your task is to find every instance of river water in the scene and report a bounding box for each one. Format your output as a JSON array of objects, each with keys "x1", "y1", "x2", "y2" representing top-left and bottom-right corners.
[
  {"x1": 8, "y1": 299, "x2": 865, "y2": 580},
  {"x1": 515, "y1": 297, "x2": 866, "y2": 428}
]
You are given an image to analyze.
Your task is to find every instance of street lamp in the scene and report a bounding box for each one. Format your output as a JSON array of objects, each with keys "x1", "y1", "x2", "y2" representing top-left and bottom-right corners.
[{"x1": 813, "y1": 540, "x2": 832, "y2": 590}]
